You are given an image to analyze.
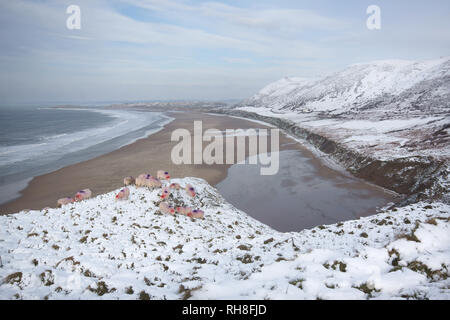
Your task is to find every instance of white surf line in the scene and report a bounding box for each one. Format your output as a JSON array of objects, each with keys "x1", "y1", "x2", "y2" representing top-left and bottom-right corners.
[
  {"x1": 116, "y1": 113, "x2": 175, "y2": 149},
  {"x1": 47, "y1": 107, "x2": 175, "y2": 150},
  {"x1": 0, "y1": 177, "x2": 33, "y2": 206},
  {"x1": 0, "y1": 109, "x2": 175, "y2": 207}
]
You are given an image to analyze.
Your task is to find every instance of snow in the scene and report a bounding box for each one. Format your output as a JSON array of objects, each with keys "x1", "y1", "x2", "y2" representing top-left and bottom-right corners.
[
  {"x1": 256, "y1": 77, "x2": 312, "y2": 99},
  {"x1": 1, "y1": 56, "x2": 449, "y2": 300},
  {"x1": 0, "y1": 178, "x2": 449, "y2": 300},
  {"x1": 196, "y1": 201, "x2": 450, "y2": 300},
  {"x1": 237, "y1": 57, "x2": 450, "y2": 160},
  {"x1": 244, "y1": 57, "x2": 450, "y2": 114},
  {"x1": 237, "y1": 105, "x2": 449, "y2": 161},
  {"x1": 328, "y1": 118, "x2": 444, "y2": 132}
]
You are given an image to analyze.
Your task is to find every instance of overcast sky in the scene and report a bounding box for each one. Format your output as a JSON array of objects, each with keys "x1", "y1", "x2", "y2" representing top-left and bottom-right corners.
[{"x1": 1, "y1": 0, "x2": 449, "y2": 104}]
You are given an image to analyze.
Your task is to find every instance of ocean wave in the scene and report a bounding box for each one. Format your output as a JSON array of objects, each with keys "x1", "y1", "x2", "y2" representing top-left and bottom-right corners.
[
  {"x1": 0, "y1": 108, "x2": 173, "y2": 204},
  {"x1": 0, "y1": 108, "x2": 172, "y2": 167}
]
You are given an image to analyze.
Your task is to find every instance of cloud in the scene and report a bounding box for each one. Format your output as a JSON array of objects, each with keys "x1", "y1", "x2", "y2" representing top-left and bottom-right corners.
[
  {"x1": 123, "y1": 0, "x2": 346, "y2": 31},
  {"x1": 116, "y1": 0, "x2": 348, "y2": 54},
  {"x1": 0, "y1": 0, "x2": 449, "y2": 103},
  {"x1": 222, "y1": 57, "x2": 254, "y2": 64}
]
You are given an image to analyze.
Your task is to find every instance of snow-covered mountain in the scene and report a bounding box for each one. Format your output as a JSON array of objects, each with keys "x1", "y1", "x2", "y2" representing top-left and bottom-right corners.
[
  {"x1": 244, "y1": 57, "x2": 450, "y2": 115},
  {"x1": 225, "y1": 57, "x2": 450, "y2": 199}
]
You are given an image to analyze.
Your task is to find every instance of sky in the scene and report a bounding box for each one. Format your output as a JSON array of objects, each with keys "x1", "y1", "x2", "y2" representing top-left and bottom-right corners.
[{"x1": 0, "y1": 0, "x2": 449, "y2": 104}]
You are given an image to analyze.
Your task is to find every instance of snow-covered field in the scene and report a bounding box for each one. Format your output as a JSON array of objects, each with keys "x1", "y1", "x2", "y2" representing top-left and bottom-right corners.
[
  {"x1": 236, "y1": 106, "x2": 449, "y2": 160},
  {"x1": 1, "y1": 178, "x2": 449, "y2": 300}
]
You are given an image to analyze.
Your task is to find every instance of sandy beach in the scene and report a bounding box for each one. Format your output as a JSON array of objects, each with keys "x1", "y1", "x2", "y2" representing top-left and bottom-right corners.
[
  {"x1": 0, "y1": 111, "x2": 396, "y2": 215},
  {"x1": 0, "y1": 112, "x2": 303, "y2": 214}
]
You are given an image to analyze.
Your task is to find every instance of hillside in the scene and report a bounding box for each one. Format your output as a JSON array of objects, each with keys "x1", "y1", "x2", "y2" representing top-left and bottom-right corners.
[
  {"x1": 0, "y1": 178, "x2": 449, "y2": 299},
  {"x1": 245, "y1": 57, "x2": 450, "y2": 116},
  {"x1": 223, "y1": 58, "x2": 450, "y2": 203}
]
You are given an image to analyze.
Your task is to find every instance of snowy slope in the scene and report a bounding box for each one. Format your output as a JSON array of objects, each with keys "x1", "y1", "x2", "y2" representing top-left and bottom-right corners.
[
  {"x1": 249, "y1": 77, "x2": 312, "y2": 111},
  {"x1": 235, "y1": 57, "x2": 450, "y2": 163},
  {"x1": 1, "y1": 178, "x2": 449, "y2": 300},
  {"x1": 244, "y1": 57, "x2": 450, "y2": 114}
]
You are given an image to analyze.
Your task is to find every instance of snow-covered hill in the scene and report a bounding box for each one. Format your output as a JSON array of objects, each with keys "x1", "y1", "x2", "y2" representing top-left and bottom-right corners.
[
  {"x1": 244, "y1": 57, "x2": 450, "y2": 115},
  {"x1": 231, "y1": 57, "x2": 450, "y2": 192},
  {"x1": 1, "y1": 178, "x2": 449, "y2": 299}
]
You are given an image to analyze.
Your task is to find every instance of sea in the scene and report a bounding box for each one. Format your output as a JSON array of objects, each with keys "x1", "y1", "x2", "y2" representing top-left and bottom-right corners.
[{"x1": 0, "y1": 105, "x2": 172, "y2": 204}]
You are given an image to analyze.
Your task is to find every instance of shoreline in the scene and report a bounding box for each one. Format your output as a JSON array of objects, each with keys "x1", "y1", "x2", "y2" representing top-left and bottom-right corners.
[
  {"x1": 213, "y1": 108, "x2": 448, "y2": 204},
  {"x1": 0, "y1": 111, "x2": 396, "y2": 215},
  {"x1": 0, "y1": 112, "x2": 300, "y2": 214},
  {"x1": 0, "y1": 107, "x2": 173, "y2": 205}
]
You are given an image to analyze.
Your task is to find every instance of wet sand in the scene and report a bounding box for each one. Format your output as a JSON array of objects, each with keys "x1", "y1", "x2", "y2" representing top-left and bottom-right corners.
[
  {"x1": 0, "y1": 112, "x2": 297, "y2": 214},
  {"x1": 217, "y1": 149, "x2": 395, "y2": 232}
]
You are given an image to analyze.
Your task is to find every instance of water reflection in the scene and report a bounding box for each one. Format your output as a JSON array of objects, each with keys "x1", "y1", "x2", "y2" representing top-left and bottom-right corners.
[{"x1": 216, "y1": 150, "x2": 394, "y2": 232}]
